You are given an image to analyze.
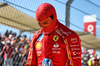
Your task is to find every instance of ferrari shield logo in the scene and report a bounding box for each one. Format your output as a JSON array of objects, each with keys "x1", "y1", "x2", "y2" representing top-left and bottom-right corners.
[{"x1": 53, "y1": 35, "x2": 59, "y2": 42}]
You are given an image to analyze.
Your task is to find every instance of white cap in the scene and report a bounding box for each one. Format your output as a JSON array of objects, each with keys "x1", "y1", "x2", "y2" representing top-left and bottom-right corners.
[
  {"x1": 2, "y1": 41, "x2": 5, "y2": 45},
  {"x1": 9, "y1": 34, "x2": 12, "y2": 38},
  {"x1": 7, "y1": 40, "x2": 11, "y2": 43}
]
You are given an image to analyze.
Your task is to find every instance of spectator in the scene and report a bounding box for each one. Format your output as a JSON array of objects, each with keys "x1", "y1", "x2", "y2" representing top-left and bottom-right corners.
[
  {"x1": 13, "y1": 45, "x2": 20, "y2": 66},
  {"x1": 0, "y1": 36, "x2": 4, "y2": 66},
  {"x1": 4, "y1": 30, "x2": 9, "y2": 38},
  {"x1": 22, "y1": 45, "x2": 29, "y2": 66},
  {"x1": 8, "y1": 34, "x2": 13, "y2": 41},
  {"x1": 88, "y1": 55, "x2": 99, "y2": 66},
  {"x1": 3, "y1": 40, "x2": 13, "y2": 66}
]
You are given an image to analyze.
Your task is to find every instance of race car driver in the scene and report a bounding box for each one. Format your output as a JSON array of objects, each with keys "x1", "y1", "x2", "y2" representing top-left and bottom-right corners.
[{"x1": 26, "y1": 3, "x2": 82, "y2": 66}]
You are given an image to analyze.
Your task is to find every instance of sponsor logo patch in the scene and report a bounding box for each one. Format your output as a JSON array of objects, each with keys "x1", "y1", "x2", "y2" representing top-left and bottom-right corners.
[
  {"x1": 72, "y1": 52, "x2": 81, "y2": 55},
  {"x1": 36, "y1": 42, "x2": 42, "y2": 50},
  {"x1": 52, "y1": 51, "x2": 61, "y2": 54},
  {"x1": 53, "y1": 43, "x2": 59, "y2": 48},
  {"x1": 37, "y1": 51, "x2": 42, "y2": 54},
  {"x1": 70, "y1": 45, "x2": 79, "y2": 47},
  {"x1": 37, "y1": 33, "x2": 43, "y2": 41},
  {"x1": 71, "y1": 48, "x2": 80, "y2": 51},
  {"x1": 52, "y1": 48, "x2": 61, "y2": 50},
  {"x1": 37, "y1": 51, "x2": 42, "y2": 56},
  {"x1": 73, "y1": 57, "x2": 81, "y2": 59},
  {"x1": 42, "y1": 58, "x2": 52, "y2": 66},
  {"x1": 53, "y1": 35, "x2": 59, "y2": 42},
  {"x1": 71, "y1": 38, "x2": 78, "y2": 43}
]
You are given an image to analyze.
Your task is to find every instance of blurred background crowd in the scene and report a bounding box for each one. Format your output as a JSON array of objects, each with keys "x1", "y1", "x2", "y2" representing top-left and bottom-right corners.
[{"x1": 0, "y1": 30, "x2": 30, "y2": 66}]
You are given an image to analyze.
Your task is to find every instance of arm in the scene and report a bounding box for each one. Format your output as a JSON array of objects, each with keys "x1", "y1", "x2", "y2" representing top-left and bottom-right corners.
[
  {"x1": 26, "y1": 36, "x2": 37, "y2": 66},
  {"x1": 26, "y1": 30, "x2": 42, "y2": 66},
  {"x1": 67, "y1": 34, "x2": 82, "y2": 66}
]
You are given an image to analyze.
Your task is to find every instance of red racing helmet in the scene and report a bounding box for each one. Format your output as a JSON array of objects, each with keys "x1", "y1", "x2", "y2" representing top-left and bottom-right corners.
[{"x1": 36, "y1": 3, "x2": 58, "y2": 34}]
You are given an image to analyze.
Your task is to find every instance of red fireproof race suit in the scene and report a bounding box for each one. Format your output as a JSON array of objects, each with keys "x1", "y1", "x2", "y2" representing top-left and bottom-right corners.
[{"x1": 26, "y1": 3, "x2": 82, "y2": 66}]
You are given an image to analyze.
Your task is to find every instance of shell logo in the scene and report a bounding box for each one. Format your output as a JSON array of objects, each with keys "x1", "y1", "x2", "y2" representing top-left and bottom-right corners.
[{"x1": 36, "y1": 42, "x2": 42, "y2": 50}]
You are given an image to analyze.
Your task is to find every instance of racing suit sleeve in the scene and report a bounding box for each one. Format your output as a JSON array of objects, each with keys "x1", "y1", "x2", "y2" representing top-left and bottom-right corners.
[
  {"x1": 26, "y1": 36, "x2": 38, "y2": 66},
  {"x1": 66, "y1": 34, "x2": 82, "y2": 66}
]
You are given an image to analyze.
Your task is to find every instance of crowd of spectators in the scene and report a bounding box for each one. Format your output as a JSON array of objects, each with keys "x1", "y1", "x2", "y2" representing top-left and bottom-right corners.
[
  {"x1": 0, "y1": 30, "x2": 30, "y2": 66},
  {"x1": 82, "y1": 52, "x2": 100, "y2": 66}
]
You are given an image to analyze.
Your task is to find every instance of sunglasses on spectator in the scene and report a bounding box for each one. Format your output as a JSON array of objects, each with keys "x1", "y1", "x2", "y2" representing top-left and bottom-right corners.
[{"x1": 93, "y1": 59, "x2": 99, "y2": 61}]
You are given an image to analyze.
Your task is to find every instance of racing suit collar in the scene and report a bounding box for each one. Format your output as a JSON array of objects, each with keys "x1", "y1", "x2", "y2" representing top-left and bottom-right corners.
[{"x1": 42, "y1": 20, "x2": 59, "y2": 34}]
